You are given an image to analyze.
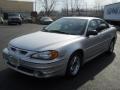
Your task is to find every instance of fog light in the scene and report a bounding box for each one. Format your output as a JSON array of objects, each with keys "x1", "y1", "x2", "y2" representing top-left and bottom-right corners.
[{"x1": 34, "y1": 71, "x2": 44, "y2": 77}]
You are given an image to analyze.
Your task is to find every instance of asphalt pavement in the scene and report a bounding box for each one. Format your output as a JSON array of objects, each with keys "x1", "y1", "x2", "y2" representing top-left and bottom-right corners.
[{"x1": 0, "y1": 24, "x2": 120, "y2": 90}]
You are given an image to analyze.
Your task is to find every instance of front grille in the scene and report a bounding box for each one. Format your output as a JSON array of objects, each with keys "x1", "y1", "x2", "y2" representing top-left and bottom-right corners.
[
  {"x1": 19, "y1": 50, "x2": 28, "y2": 55},
  {"x1": 11, "y1": 18, "x2": 19, "y2": 20},
  {"x1": 10, "y1": 47, "x2": 28, "y2": 55},
  {"x1": 11, "y1": 47, "x2": 16, "y2": 52},
  {"x1": 18, "y1": 66, "x2": 34, "y2": 73}
]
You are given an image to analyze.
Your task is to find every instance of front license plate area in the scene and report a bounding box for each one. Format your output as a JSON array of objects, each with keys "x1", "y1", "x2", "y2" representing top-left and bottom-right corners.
[{"x1": 8, "y1": 56, "x2": 19, "y2": 67}]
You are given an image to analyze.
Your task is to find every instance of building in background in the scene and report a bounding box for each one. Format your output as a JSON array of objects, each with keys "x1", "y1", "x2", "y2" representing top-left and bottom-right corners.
[
  {"x1": 104, "y1": 2, "x2": 120, "y2": 25},
  {"x1": 0, "y1": 0, "x2": 33, "y2": 19}
]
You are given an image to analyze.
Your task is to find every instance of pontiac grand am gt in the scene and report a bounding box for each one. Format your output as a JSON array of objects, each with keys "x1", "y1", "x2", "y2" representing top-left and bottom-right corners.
[{"x1": 3, "y1": 17, "x2": 117, "y2": 78}]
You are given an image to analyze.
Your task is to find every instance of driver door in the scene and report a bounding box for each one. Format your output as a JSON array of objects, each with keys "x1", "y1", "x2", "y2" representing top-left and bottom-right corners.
[{"x1": 83, "y1": 20, "x2": 104, "y2": 62}]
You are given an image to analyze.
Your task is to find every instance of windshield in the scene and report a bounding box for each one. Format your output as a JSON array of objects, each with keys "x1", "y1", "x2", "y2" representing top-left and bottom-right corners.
[{"x1": 43, "y1": 18, "x2": 88, "y2": 35}]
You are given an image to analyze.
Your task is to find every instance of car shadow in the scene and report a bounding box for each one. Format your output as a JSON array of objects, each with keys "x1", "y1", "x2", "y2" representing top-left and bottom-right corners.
[{"x1": 0, "y1": 53, "x2": 115, "y2": 90}]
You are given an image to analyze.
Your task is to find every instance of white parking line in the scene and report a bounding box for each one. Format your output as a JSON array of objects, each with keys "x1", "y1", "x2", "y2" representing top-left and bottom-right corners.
[{"x1": 117, "y1": 32, "x2": 120, "y2": 38}]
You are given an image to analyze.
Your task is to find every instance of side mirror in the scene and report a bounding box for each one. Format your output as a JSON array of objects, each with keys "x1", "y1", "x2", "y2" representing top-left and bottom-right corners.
[
  {"x1": 96, "y1": 24, "x2": 107, "y2": 32},
  {"x1": 41, "y1": 26, "x2": 46, "y2": 31},
  {"x1": 42, "y1": 26, "x2": 47, "y2": 30},
  {"x1": 86, "y1": 30, "x2": 98, "y2": 36}
]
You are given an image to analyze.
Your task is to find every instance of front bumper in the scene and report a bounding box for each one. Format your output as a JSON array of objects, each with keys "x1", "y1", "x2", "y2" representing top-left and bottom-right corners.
[
  {"x1": 3, "y1": 48, "x2": 66, "y2": 78},
  {"x1": 40, "y1": 21, "x2": 52, "y2": 25},
  {"x1": 8, "y1": 20, "x2": 21, "y2": 24}
]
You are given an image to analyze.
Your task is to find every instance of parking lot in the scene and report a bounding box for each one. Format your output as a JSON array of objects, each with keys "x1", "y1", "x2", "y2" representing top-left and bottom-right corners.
[{"x1": 0, "y1": 24, "x2": 120, "y2": 90}]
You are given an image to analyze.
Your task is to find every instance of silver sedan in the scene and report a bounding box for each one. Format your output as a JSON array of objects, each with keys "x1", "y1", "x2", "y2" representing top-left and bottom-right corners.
[{"x1": 3, "y1": 17, "x2": 117, "y2": 78}]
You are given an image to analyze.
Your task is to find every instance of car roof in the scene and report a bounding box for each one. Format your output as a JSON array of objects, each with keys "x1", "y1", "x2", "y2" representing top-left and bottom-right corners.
[{"x1": 62, "y1": 17, "x2": 100, "y2": 20}]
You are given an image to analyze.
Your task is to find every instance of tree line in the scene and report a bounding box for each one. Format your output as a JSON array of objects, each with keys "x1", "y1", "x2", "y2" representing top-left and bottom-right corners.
[{"x1": 38, "y1": 0, "x2": 104, "y2": 18}]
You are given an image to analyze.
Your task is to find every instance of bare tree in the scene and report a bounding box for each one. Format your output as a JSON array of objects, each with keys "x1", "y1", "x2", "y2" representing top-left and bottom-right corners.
[
  {"x1": 70, "y1": 0, "x2": 74, "y2": 15},
  {"x1": 64, "y1": 0, "x2": 69, "y2": 16},
  {"x1": 74, "y1": 0, "x2": 84, "y2": 16},
  {"x1": 94, "y1": 1, "x2": 104, "y2": 17},
  {"x1": 41, "y1": 0, "x2": 56, "y2": 16},
  {"x1": 85, "y1": 2, "x2": 88, "y2": 16}
]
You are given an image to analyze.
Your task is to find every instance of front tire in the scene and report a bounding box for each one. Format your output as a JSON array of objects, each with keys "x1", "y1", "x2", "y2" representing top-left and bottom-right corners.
[
  {"x1": 8, "y1": 22, "x2": 11, "y2": 25},
  {"x1": 18, "y1": 22, "x2": 22, "y2": 25},
  {"x1": 66, "y1": 53, "x2": 81, "y2": 77}
]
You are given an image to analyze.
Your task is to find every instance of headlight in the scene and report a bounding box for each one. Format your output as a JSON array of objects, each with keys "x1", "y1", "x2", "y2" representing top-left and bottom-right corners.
[{"x1": 31, "y1": 50, "x2": 59, "y2": 60}]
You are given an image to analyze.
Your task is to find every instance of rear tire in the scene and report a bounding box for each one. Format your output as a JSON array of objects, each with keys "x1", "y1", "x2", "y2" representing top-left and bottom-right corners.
[
  {"x1": 66, "y1": 53, "x2": 81, "y2": 77},
  {"x1": 107, "y1": 40, "x2": 115, "y2": 54}
]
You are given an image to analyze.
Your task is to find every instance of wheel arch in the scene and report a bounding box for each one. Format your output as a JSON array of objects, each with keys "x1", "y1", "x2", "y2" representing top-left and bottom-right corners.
[
  {"x1": 68, "y1": 49, "x2": 84, "y2": 66},
  {"x1": 65, "y1": 49, "x2": 84, "y2": 76}
]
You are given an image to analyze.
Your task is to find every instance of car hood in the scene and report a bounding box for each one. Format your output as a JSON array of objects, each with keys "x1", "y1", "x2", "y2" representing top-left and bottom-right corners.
[
  {"x1": 44, "y1": 19, "x2": 53, "y2": 21},
  {"x1": 9, "y1": 31, "x2": 80, "y2": 51}
]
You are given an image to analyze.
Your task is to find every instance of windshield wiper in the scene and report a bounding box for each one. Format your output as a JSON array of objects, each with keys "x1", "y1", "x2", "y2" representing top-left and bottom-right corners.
[{"x1": 48, "y1": 30, "x2": 71, "y2": 35}]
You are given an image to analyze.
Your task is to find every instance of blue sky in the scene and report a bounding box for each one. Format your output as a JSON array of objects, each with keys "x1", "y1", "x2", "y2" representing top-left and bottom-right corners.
[{"x1": 14, "y1": 0, "x2": 120, "y2": 12}]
